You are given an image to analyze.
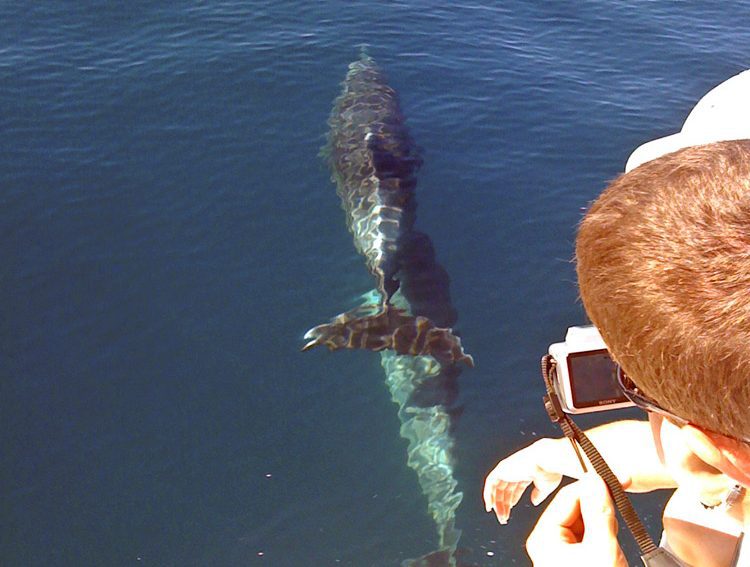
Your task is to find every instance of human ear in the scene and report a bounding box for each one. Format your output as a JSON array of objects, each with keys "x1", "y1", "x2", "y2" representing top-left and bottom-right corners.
[{"x1": 683, "y1": 425, "x2": 750, "y2": 487}]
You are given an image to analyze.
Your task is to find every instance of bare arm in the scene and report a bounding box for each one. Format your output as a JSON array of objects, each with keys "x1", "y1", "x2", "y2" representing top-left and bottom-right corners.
[
  {"x1": 484, "y1": 419, "x2": 676, "y2": 524},
  {"x1": 537, "y1": 419, "x2": 676, "y2": 492}
]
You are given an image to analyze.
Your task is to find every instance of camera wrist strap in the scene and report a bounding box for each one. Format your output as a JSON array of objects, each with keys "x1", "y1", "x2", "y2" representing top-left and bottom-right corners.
[{"x1": 540, "y1": 355, "x2": 685, "y2": 566}]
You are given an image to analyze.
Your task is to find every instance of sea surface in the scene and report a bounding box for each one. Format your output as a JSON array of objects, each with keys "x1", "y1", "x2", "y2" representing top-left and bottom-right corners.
[{"x1": 3, "y1": 2, "x2": 750, "y2": 566}]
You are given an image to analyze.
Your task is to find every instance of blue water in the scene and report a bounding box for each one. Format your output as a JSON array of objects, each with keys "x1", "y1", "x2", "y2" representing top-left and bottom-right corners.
[{"x1": 3, "y1": 2, "x2": 750, "y2": 565}]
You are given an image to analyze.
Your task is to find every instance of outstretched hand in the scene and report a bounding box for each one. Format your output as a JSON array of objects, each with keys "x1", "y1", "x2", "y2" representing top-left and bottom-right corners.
[
  {"x1": 483, "y1": 439, "x2": 564, "y2": 524},
  {"x1": 525, "y1": 473, "x2": 627, "y2": 567}
]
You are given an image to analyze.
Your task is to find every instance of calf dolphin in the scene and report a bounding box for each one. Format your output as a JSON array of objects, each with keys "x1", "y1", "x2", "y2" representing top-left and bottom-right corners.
[
  {"x1": 303, "y1": 54, "x2": 473, "y2": 566},
  {"x1": 302, "y1": 54, "x2": 473, "y2": 369}
]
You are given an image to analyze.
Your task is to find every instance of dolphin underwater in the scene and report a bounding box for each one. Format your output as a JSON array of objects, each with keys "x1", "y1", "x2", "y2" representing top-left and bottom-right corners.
[
  {"x1": 303, "y1": 54, "x2": 474, "y2": 566},
  {"x1": 302, "y1": 54, "x2": 473, "y2": 369}
]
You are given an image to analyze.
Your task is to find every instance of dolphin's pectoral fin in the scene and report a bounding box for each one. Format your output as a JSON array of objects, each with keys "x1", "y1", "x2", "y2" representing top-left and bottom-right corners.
[
  {"x1": 302, "y1": 306, "x2": 473, "y2": 367},
  {"x1": 302, "y1": 306, "x2": 397, "y2": 354},
  {"x1": 405, "y1": 318, "x2": 474, "y2": 368}
]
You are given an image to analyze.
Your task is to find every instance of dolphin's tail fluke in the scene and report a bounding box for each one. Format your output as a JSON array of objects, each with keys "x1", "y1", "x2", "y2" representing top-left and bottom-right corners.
[{"x1": 302, "y1": 305, "x2": 474, "y2": 368}]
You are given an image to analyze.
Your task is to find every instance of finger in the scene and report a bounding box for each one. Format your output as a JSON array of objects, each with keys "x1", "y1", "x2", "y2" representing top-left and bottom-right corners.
[
  {"x1": 526, "y1": 482, "x2": 583, "y2": 562},
  {"x1": 483, "y1": 476, "x2": 493, "y2": 512},
  {"x1": 498, "y1": 479, "x2": 533, "y2": 522},
  {"x1": 528, "y1": 481, "x2": 583, "y2": 547},
  {"x1": 491, "y1": 482, "x2": 507, "y2": 522},
  {"x1": 507, "y1": 480, "x2": 529, "y2": 509},
  {"x1": 579, "y1": 473, "x2": 618, "y2": 546},
  {"x1": 484, "y1": 462, "x2": 526, "y2": 510},
  {"x1": 483, "y1": 470, "x2": 499, "y2": 511},
  {"x1": 486, "y1": 478, "x2": 507, "y2": 519},
  {"x1": 580, "y1": 473, "x2": 628, "y2": 565},
  {"x1": 483, "y1": 467, "x2": 507, "y2": 511},
  {"x1": 492, "y1": 483, "x2": 507, "y2": 522},
  {"x1": 492, "y1": 481, "x2": 516, "y2": 523},
  {"x1": 495, "y1": 481, "x2": 528, "y2": 524}
]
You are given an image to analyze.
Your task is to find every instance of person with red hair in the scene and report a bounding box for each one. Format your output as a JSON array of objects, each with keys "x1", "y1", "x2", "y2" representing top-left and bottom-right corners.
[{"x1": 484, "y1": 69, "x2": 750, "y2": 567}]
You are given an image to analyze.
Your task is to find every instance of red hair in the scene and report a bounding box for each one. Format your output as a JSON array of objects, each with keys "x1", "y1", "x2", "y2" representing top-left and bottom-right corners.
[{"x1": 576, "y1": 140, "x2": 750, "y2": 440}]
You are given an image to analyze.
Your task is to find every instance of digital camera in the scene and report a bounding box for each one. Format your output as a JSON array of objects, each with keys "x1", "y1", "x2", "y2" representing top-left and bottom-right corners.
[{"x1": 548, "y1": 325, "x2": 634, "y2": 414}]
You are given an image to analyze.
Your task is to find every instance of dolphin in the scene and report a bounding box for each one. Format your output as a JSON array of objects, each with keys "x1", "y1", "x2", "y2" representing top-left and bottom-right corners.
[
  {"x1": 302, "y1": 53, "x2": 473, "y2": 369},
  {"x1": 303, "y1": 54, "x2": 474, "y2": 566}
]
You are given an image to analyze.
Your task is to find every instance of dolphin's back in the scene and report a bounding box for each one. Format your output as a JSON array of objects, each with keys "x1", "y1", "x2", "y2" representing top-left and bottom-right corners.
[{"x1": 325, "y1": 55, "x2": 422, "y2": 299}]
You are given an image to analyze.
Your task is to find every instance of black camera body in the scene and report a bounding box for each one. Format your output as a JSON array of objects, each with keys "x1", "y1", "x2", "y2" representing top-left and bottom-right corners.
[{"x1": 548, "y1": 325, "x2": 634, "y2": 414}]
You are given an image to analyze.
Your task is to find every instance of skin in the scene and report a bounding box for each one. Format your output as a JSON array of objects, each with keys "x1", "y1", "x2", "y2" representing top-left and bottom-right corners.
[
  {"x1": 525, "y1": 473, "x2": 627, "y2": 567},
  {"x1": 483, "y1": 420, "x2": 674, "y2": 525},
  {"x1": 483, "y1": 417, "x2": 750, "y2": 566}
]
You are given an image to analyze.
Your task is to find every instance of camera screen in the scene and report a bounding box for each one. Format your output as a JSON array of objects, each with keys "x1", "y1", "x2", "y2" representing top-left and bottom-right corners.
[{"x1": 567, "y1": 349, "x2": 628, "y2": 408}]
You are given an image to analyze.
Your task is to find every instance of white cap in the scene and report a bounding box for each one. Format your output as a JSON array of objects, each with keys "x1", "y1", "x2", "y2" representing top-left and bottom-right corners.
[{"x1": 625, "y1": 69, "x2": 750, "y2": 172}]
